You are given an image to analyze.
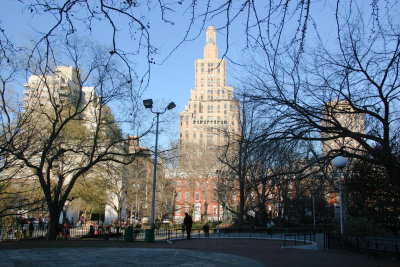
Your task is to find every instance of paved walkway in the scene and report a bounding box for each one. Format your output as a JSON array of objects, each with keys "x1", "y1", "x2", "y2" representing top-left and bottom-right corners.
[
  {"x1": 0, "y1": 247, "x2": 263, "y2": 266},
  {"x1": 0, "y1": 239, "x2": 398, "y2": 266}
]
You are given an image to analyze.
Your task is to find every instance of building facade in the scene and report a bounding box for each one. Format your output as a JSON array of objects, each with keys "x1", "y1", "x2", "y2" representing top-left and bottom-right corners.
[
  {"x1": 179, "y1": 26, "x2": 241, "y2": 167},
  {"x1": 321, "y1": 99, "x2": 365, "y2": 156},
  {"x1": 320, "y1": 99, "x2": 366, "y2": 218},
  {"x1": 169, "y1": 26, "x2": 241, "y2": 223}
]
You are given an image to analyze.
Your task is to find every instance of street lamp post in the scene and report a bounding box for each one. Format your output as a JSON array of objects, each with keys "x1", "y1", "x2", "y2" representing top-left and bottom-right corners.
[
  {"x1": 312, "y1": 195, "x2": 316, "y2": 231},
  {"x1": 224, "y1": 181, "x2": 227, "y2": 227},
  {"x1": 143, "y1": 99, "x2": 176, "y2": 234},
  {"x1": 135, "y1": 193, "x2": 138, "y2": 223},
  {"x1": 333, "y1": 156, "x2": 347, "y2": 237},
  {"x1": 216, "y1": 170, "x2": 221, "y2": 234}
]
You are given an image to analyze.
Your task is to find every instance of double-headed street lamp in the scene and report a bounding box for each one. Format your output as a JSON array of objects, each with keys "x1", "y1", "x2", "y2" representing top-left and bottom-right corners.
[
  {"x1": 333, "y1": 156, "x2": 347, "y2": 236},
  {"x1": 143, "y1": 99, "x2": 175, "y2": 232}
]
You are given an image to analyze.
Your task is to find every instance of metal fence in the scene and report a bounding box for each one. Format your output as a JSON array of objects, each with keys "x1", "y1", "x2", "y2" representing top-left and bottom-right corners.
[
  {"x1": 0, "y1": 225, "x2": 315, "y2": 244},
  {"x1": 324, "y1": 233, "x2": 400, "y2": 259},
  {"x1": 0, "y1": 225, "x2": 123, "y2": 241},
  {"x1": 144, "y1": 228, "x2": 315, "y2": 244}
]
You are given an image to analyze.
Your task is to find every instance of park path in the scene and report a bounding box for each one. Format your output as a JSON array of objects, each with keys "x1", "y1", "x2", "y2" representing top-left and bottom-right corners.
[{"x1": 0, "y1": 238, "x2": 398, "y2": 266}]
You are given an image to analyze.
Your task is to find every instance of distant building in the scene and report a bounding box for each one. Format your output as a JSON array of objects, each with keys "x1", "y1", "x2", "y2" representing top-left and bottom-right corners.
[
  {"x1": 321, "y1": 99, "x2": 365, "y2": 156},
  {"x1": 6, "y1": 66, "x2": 99, "y2": 223},
  {"x1": 179, "y1": 26, "x2": 241, "y2": 166},
  {"x1": 321, "y1": 99, "x2": 365, "y2": 219},
  {"x1": 168, "y1": 26, "x2": 241, "y2": 223},
  {"x1": 16, "y1": 66, "x2": 128, "y2": 225}
]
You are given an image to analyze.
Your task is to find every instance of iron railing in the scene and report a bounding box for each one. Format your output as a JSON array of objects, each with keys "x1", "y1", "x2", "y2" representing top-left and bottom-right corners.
[
  {"x1": 324, "y1": 233, "x2": 400, "y2": 259},
  {"x1": 0, "y1": 225, "x2": 315, "y2": 244}
]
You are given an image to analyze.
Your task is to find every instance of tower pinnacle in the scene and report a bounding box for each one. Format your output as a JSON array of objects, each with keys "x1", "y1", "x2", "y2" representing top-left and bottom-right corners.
[{"x1": 204, "y1": 26, "x2": 218, "y2": 59}]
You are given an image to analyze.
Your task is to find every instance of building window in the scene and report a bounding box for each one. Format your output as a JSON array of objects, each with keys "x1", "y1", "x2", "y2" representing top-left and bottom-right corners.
[
  {"x1": 185, "y1": 206, "x2": 190, "y2": 213},
  {"x1": 213, "y1": 206, "x2": 217, "y2": 215},
  {"x1": 195, "y1": 181, "x2": 200, "y2": 188},
  {"x1": 177, "y1": 181, "x2": 181, "y2": 188},
  {"x1": 213, "y1": 182, "x2": 217, "y2": 189},
  {"x1": 213, "y1": 192, "x2": 218, "y2": 201},
  {"x1": 176, "y1": 192, "x2": 181, "y2": 201},
  {"x1": 176, "y1": 205, "x2": 181, "y2": 215},
  {"x1": 195, "y1": 192, "x2": 200, "y2": 201},
  {"x1": 185, "y1": 192, "x2": 190, "y2": 201}
]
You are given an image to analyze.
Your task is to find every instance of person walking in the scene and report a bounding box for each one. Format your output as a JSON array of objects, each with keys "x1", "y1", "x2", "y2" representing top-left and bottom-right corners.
[
  {"x1": 183, "y1": 213, "x2": 193, "y2": 240},
  {"x1": 29, "y1": 220, "x2": 34, "y2": 238},
  {"x1": 202, "y1": 223, "x2": 210, "y2": 237},
  {"x1": 62, "y1": 222, "x2": 70, "y2": 240}
]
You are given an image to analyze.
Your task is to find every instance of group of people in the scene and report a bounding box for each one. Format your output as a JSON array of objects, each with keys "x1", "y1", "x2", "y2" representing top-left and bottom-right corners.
[{"x1": 182, "y1": 213, "x2": 210, "y2": 240}]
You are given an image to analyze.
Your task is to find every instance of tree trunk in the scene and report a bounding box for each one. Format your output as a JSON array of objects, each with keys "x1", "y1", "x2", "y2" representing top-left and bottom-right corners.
[
  {"x1": 239, "y1": 178, "x2": 245, "y2": 225},
  {"x1": 203, "y1": 202, "x2": 209, "y2": 223},
  {"x1": 48, "y1": 209, "x2": 61, "y2": 240},
  {"x1": 257, "y1": 203, "x2": 267, "y2": 225}
]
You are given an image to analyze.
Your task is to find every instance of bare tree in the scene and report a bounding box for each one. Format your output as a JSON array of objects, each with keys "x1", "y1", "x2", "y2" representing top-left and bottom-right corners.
[
  {"x1": 240, "y1": 0, "x2": 400, "y2": 186},
  {"x1": 217, "y1": 95, "x2": 260, "y2": 225},
  {"x1": 2, "y1": 39, "x2": 148, "y2": 239},
  {"x1": 345, "y1": 159, "x2": 400, "y2": 227}
]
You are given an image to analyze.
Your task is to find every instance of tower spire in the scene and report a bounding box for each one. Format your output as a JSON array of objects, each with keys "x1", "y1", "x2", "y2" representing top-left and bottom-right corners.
[{"x1": 204, "y1": 26, "x2": 218, "y2": 59}]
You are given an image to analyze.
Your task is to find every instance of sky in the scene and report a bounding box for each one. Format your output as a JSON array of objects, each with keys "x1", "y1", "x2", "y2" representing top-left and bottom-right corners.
[
  {"x1": 0, "y1": 0, "x2": 338, "y2": 149},
  {"x1": 0, "y1": 0, "x2": 250, "y2": 149}
]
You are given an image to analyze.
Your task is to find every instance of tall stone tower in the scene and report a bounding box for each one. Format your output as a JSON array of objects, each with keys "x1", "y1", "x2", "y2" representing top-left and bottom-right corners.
[
  {"x1": 321, "y1": 99, "x2": 365, "y2": 156},
  {"x1": 179, "y1": 26, "x2": 241, "y2": 171}
]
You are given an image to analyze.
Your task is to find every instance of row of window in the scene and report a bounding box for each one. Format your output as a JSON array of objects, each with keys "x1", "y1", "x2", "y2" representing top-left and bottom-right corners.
[
  {"x1": 192, "y1": 102, "x2": 232, "y2": 112},
  {"x1": 193, "y1": 120, "x2": 228, "y2": 125},
  {"x1": 175, "y1": 190, "x2": 237, "y2": 204},
  {"x1": 195, "y1": 95, "x2": 229, "y2": 102},
  {"x1": 176, "y1": 192, "x2": 200, "y2": 202},
  {"x1": 175, "y1": 204, "x2": 220, "y2": 215},
  {"x1": 176, "y1": 180, "x2": 222, "y2": 189},
  {"x1": 182, "y1": 139, "x2": 216, "y2": 145},
  {"x1": 200, "y1": 78, "x2": 221, "y2": 83}
]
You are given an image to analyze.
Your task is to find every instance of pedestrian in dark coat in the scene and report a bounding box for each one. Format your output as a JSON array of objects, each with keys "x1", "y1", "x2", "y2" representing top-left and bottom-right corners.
[
  {"x1": 29, "y1": 221, "x2": 34, "y2": 238},
  {"x1": 183, "y1": 213, "x2": 193, "y2": 240},
  {"x1": 202, "y1": 223, "x2": 210, "y2": 237}
]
